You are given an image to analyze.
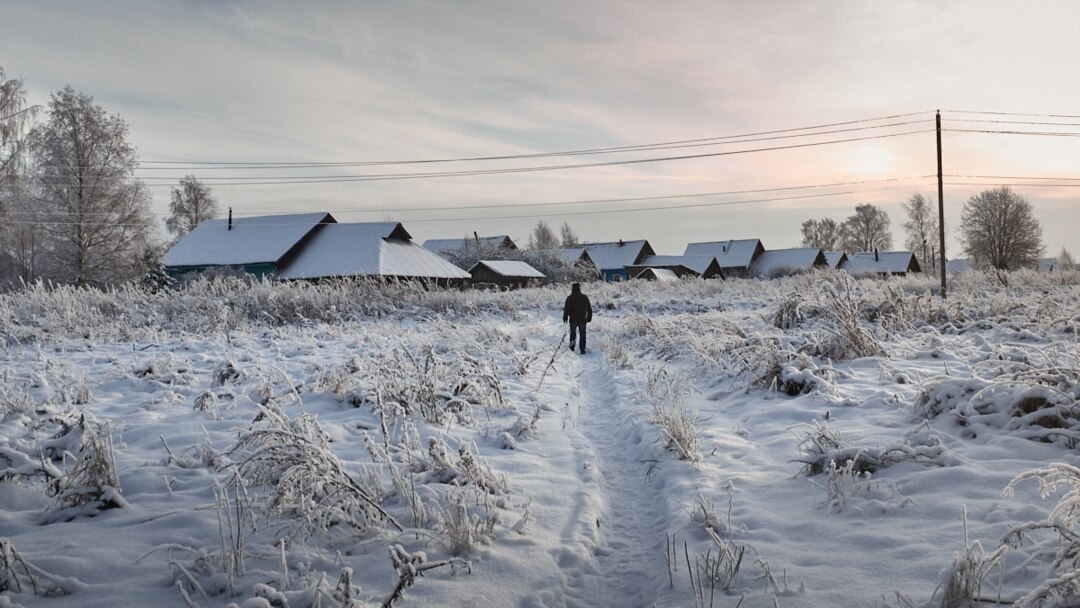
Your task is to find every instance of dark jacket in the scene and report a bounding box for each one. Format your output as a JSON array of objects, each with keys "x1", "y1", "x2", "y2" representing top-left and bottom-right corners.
[{"x1": 563, "y1": 289, "x2": 593, "y2": 324}]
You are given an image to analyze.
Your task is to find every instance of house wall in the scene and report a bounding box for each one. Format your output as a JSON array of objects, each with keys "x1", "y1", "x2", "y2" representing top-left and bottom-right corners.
[{"x1": 166, "y1": 262, "x2": 278, "y2": 280}]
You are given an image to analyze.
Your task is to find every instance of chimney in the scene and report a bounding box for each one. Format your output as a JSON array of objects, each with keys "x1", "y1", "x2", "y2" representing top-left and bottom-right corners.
[{"x1": 228, "y1": 207, "x2": 233, "y2": 231}]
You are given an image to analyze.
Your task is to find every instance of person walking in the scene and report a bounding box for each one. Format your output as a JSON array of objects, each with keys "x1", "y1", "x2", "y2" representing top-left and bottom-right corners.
[{"x1": 562, "y1": 282, "x2": 593, "y2": 354}]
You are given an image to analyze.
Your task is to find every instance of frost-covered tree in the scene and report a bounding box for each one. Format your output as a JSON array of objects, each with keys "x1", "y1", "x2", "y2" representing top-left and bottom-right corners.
[
  {"x1": 27, "y1": 87, "x2": 156, "y2": 286},
  {"x1": 841, "y1": 204, "x2": 892, "y2": 253},
  {"x1": 1058, "y1": 247, "x2": 1075, "y2": 271},
  {"x1": 902, "y1": 193, "x2": 939, "y2": 274},
  {"x1": 0, "y1": 67, "x2": 40, "y2": 285},
  {"x1": 800, "y1": 218, "x2": 842, "y2": 251},
  {"x1": 959, "y1": 187, "x2": 1043, "y2": 271},
  {"x1": 165, "y1": 175, "x2": 218, "y2": 240},
  {"x1": 528, "y1": 220, "x2": 558, "y2": 250},
  {"x1": 559, "y1": 222, "x2": 580, "y2": 248}
]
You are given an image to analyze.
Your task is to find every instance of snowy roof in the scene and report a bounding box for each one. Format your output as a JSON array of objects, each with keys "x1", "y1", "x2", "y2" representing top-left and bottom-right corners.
[
  {"x1": 750, "y1": 248, "x2": 826, "y2": 277},
  {"x1": 634, "y1": 267, "x2": 680, "y2": 281},
  {"x1": 547, "y1": 248, "x2": 593, "y2": 265},
  {"x1": 683, "y1": 239, "x2": 762, "y2": 269},
  {"x1": 824, "y1": 251, "x2": 848, "y2": 269},
  {"x1": 469, "y1": 260, "x2": 545, "y2": 279},
  {"x1": 637, "y1": 255, "x2": 719, "y2": 275},
  {"x1": 278, "y1": 223, "x2": 469, "y2": 280},
  {"x1": 164, "y1": 212, "x2": 335, "y2": 267},
  {"x1": 423, "y1": 236, "x2": 516, "y2": 257},
  {"x1": 946, "y1": 258, "x2": 970, "y2": 273},
  {"x1": 580, "y1": 240, "x2": 653, "y2": 270},
  {"x1": 842, "y1": 251, "x2": 921, "y2": 275}
]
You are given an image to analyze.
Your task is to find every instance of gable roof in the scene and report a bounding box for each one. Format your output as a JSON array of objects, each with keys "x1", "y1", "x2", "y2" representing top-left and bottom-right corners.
[
  {"x1": 824, "y1": 251, "x2": 848, "y2": 269},
  {"x1": 278, "y1": 222, "x2": 469, "y2": 280},
  {"x1": 683, "y1": 239, "x2": 763, "y2": 269},
  {"x1": 750, "y1": 248, "x2": 827, "y2": 277},
  {"x1": 634, "y1": 267, "x2": 680, "y2": 281},
  {"x1": 423, "y1": 236, "x2": 517, "y2": 257},
  {"x1": 637, "y1": 255, "x2": 721, "y2": 276},
  {"x1": 842, "y1": 251, "x2": 921, "y2": 275},
  {"x1": 547, "y1": 248, "x2": 594, "y2": 266},
  {"x1": 165, "y1": 212, "x2": 335, "y2": 268},
  {"x1": 468, "y1": 260, "x2": 545, "y2": 279},
  {"x1": 580, "y1": 240, "x2": 654, "y2": 271}
]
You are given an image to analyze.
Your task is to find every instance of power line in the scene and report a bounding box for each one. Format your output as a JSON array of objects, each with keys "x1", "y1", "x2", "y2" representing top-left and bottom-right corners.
[
  {"x1": 943, "y1": 109, "x2": 1080, "y2": 120},
  {"x1": 137, "y1": 110, "x2": 935, "y2": 169},
  {"x1": 36, "y1": 129, "x2": 934, "y2": 188},
  {"x1": 944, "y1": 128, "x2": 1080, "y2": 137},
  {"x1": 2, "y1": 183, "x2": 941, "y2": 227},
  {"x1": 5, "y1": 176, "x2": 935, "y2": 217}
]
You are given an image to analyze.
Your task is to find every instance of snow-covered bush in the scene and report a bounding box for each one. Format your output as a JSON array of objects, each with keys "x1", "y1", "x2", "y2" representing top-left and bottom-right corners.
[
  {"x1": 1000, "y1": 463, "x2": 1080, "y2": 607},
  {"x1": 227, "y1": 402, "x2": 402, "y2": 540},
  {"x1": 643, "y1": 367, "x2": 700, "y2": 461},
  {"x1": 817, "y1": 273, "x2": 884, "y2": 360},
  {"x1": 47, "y1": 417, "x2": 126, "y2": 520},
  {"x1": 0, "y1": 538, "x2": 72, "y2": 597},
  {"x1": 934, "y1": 508, "x2": 1006, "y2": 608}
]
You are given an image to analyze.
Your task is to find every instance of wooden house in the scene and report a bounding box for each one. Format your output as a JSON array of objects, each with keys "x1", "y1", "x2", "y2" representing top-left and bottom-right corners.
[
  {"x1": 749, "y1": 248, "x2": 828, "y2": 278},
  {"x1": 468, "y1": 260, "x2": 545, "y2": 289},
  {"x1": 683, "y1": 239, "x2": 765, "y2": 278}
]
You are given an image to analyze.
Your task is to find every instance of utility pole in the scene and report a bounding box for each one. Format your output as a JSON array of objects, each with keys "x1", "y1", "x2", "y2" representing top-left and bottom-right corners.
[{"x1": 936, "y1": 110, "x2": 947, "y2": 299}]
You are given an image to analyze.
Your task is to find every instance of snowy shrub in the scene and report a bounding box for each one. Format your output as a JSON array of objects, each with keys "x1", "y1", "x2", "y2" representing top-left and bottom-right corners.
[
  {"x1": 383, "y1": 544, "x2": 469, "y2": 608},
  {"x1": 934, "y1": 508, "x2": 1006, "y2": 608},
  {"x1": 227, "y1": 402, "x2": 402, "y2": 540},
  {"x1": 0, "y1": 538, "x2": 72, "y2": 597},
  {"x1": 811, "y1": 459, "x2": 877, "y2": 512},
  {"x1": 422, "y1": 437, "x2": 508, "y2": 495},
  {"x1": 772, "y1": 293, "x2": 807, "y2": 330},
  {"x1": 1001, "y1": 463, "x2": 1080, "y2": 607},
  {"x1": 817, "y1": 274, "x2": 884, "y2": 360},
  {"x1": 793, "y1": 421, "x2": 954, "y2": 477},
  {"x1": 644, "y1": 367, "x2": 700, "y2": 461},
  {"x1": 47, "y1": 418, "x2": 126, "y2": 520}
]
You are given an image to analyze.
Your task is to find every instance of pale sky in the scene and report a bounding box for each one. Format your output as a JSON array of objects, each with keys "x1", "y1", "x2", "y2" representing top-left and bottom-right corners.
[{"x1": 3, "y1": 0, "x2": 1079, "y2": 258}]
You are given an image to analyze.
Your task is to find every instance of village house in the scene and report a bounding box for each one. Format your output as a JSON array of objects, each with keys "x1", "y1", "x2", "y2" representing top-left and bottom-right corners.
[
  {"x1": 749, "y1": 247, "x2": 828, "y2": 278},
  {"x1": 624, "y1": 254, "x2": 725, "y2": 279},
  {"x1": 578, "y1": 240, "x2": 655, "y2": 281},
  {"x1": 422, "y1": 235, "x2": 518, "y2": 262},
  {"x1": 468, "y1": 260, "x2": 545, "y2": 289},
  {"x1": 165, "y1": 213, "x2": 469, "y2": 283},
  {"x1": 841, "y1": 250, "x2": 922, "y2": 276},
  {"x1": 683, "y1": 239, "x2": 765, "y2": 278},
  {"x1": 824, "y1": 251, "x2": 848, "y2": 269}
]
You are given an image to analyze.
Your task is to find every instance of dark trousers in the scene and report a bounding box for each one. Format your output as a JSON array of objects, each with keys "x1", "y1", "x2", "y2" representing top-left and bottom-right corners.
[{"x1": 569, "y1": 322, "x2": 587, "y2": 353}]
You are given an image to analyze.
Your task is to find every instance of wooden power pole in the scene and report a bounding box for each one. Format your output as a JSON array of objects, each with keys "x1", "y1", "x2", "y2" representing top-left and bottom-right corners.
[{"x1": 936, "y1": 110, "x2": 947, "y2": 299}]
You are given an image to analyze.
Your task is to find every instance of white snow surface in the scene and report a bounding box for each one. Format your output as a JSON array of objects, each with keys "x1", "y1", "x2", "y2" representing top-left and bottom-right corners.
[
  {"x1": 4, "y1": 271, "x2": 1080, "y2": 607},
  {"x1": 164, "y1": 212, "x2": 333, "y2": 267}
]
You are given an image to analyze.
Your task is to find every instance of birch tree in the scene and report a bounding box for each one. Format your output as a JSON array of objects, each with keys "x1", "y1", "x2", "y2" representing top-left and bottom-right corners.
[
  {"x1": 166, "y1": 175, "x2": 218, "y2": 240},
  {"x1": 902, "y1": 193, "x2": 939, "y2": 274},
  {"x1": 27, "y1": 87, "x2": 155, "y2": 286},
  {"x1": 0, "y1": 67, "x2": 40, "y2": 284},
  {"x1": 800, "y1": 217, "x2": 842, "y2": 251}
]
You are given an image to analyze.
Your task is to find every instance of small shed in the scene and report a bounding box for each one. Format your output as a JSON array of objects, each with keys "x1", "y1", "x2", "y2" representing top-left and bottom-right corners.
[
  {"x1": 750, "y1": 248, "x2": 828, "y2": 278},
  {"x1": 842, "y1": 251, "x2": 922, "y2": 276},
  {"x1": 164, "y1": 211, "x2": 336, "y2": 279},
  {"x1": 468, "y1": 260, "x2": 545, "y2": 289},
  {"x1": 683, "y1": 239, "x2": 765, "y2": 278},
  {"x1": 633, "y1": 267, "x2": 680, "y2": 281}
]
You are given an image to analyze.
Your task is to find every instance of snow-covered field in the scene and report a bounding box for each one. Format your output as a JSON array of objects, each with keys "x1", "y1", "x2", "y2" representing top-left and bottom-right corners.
[{"x1": 3, "y1": 271, "x2": 1080, "y2": 608}]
